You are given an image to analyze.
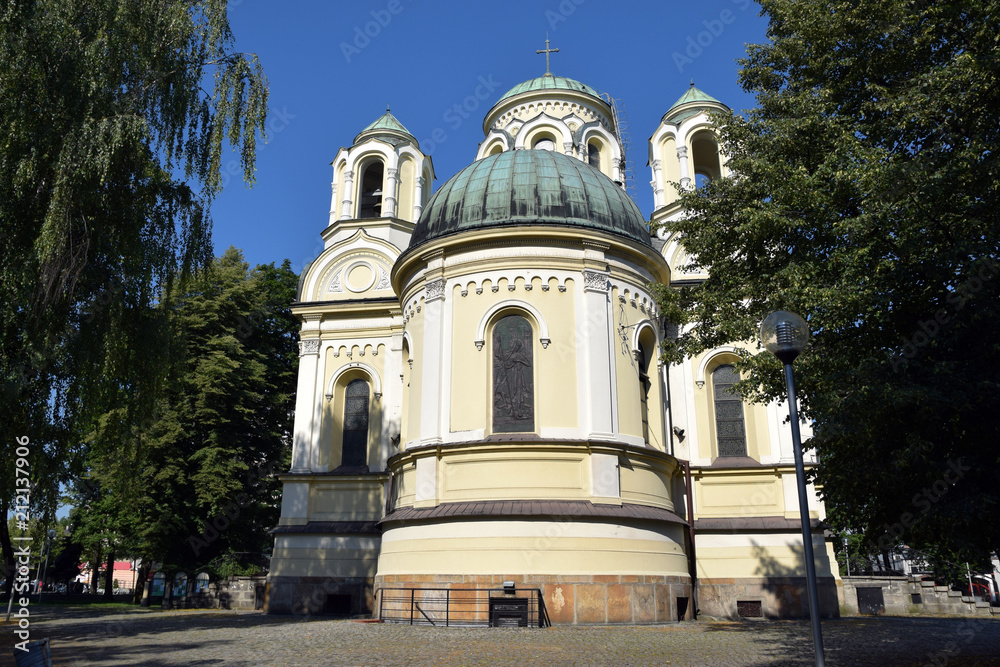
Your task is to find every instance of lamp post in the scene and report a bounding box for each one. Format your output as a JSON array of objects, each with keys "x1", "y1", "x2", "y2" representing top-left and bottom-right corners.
[
  {"x1": 37, "y1": 529, "x2": 56, "y2": 604},
  {"x1": 761, "y1": 310, "x2": 825, "y2": 667},
  {"x1": 843, "y1": 536, "x2": 850, "y2": 577}
]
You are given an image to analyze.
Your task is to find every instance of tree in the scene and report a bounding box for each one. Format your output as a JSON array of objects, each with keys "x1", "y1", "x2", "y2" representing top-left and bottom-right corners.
[
  {"x1": 77, "y1": 248, "x2": 297, "y2": 577},
  {"x1": 0, "y1": 0, "x2": 268, "y2": 594},
  {"x1": 655, "y1": 0, "x2": 1000, "y2": 563}
]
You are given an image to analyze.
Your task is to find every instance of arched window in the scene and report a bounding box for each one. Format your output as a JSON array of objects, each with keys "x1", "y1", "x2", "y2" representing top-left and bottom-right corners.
[
  {"x1": 533, "y1": 136, "x2": 555, "y2": 151},
  {"x1": 713, "y1": 365, "x2": 747, "y2": 457},
  {"x1": 637, "y1": 340, "x2": 651, "y2": 443},
  {"x1": 358, "y1": 161, "x2": 384, "y2": 218},
  {"x1": 588, "y1": 142, "x2": 601, "y2": 169},
  {"x1": 342, "y1": 379, "x2": 370, "y2": 466},
  {"x1": 492, "y1": 315, "x2": 534, "y2": 432}
]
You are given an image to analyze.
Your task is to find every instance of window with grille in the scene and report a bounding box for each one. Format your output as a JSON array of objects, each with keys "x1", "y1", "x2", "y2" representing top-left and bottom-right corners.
[
  {"x1": 342, "y1": 379, "x2": 369, "y2": 466},
  {"x1": 713, "y1": 364, "x2": 747, "y2": 457}
]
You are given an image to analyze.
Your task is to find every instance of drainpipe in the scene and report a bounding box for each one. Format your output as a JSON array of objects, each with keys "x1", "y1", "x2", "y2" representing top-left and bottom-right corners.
[{"x1": 683, "y1": 460, "x2": 698, "y2": 619}]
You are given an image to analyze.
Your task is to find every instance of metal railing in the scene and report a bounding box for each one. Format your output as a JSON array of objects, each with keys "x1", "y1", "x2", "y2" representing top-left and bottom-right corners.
[{"x1": 377, "y1": 587, "x2": 549, "y2": 627}]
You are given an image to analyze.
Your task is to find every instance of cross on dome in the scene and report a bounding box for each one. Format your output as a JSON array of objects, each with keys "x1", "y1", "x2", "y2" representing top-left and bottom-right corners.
[{"x1": 536, "y1": 37, "x2": 559, "y2": 76}]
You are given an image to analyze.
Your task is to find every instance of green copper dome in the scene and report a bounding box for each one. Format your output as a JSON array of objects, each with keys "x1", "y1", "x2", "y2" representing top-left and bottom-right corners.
[
  {"x1": 497, "y1": 75, "x2": 602, "y2": 103},
  {"x1": 354, "y1": 109, "x2": 416, "y2": 145},
  {"x1": 409, "y1": 150, "x2": 651, "y2": 248}
]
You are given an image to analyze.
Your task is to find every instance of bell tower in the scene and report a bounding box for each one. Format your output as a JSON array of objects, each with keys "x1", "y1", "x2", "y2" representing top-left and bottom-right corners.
[{"x1": 648, "y1": 83, "x2": 730, "y2": 227}]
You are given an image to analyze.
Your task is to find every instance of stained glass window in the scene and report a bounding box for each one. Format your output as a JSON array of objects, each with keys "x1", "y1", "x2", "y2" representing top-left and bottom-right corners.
[{"x1": 713, "y1": 365, "x2": 747, "y2": 457}]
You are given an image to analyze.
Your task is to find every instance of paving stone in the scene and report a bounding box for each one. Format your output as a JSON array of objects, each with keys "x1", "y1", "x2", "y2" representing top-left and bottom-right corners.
[{"x1": 2, "y1": 605, "x2": 1000, "y2": 666}]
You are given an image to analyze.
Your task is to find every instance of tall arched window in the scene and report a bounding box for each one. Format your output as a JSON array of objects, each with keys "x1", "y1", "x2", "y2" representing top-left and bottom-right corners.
[
  {"x1": 713, "y1": 365, "x2": 747, "y2": 457},
  {"x1": 358, "y1": 161, "x2": 384, "y2": 218},
  {"x1": 492, "y1": 315, "x2": 534, "y2": 432},
  {"x1": 342, "y1": 379, "x2": 370, "y2": 466},
  {"x1": 588, "y1": 142, "x2": 601, "y2": 169},
  {"x1": 637, "y1": 341, "x2": 651, "y2": 443}
]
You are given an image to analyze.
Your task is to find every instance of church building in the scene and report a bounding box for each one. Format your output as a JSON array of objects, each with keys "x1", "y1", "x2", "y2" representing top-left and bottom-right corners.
[{"x1": 265, "y1": 50, "x2": 840, "y2": 623}]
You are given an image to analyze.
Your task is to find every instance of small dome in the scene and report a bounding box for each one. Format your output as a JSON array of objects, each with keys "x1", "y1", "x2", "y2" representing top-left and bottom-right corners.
[
  {"x1": 497, "y1": 75, "x2": 602, "y2": 104},
  {"x1": 410, "y1": 150, "x2": 650, "y2": 248}
]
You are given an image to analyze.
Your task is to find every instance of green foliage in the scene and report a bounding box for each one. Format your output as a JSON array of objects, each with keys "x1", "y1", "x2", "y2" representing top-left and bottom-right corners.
[
  {"x1": 77, "y1": 248, "x2": 297, "y2": 572},
  {"x1": 656, "y1": 0, "x2": 1000, "y2": 561},
  {"x1": 0, "y1": 0, "x2": 267, "y2": 590}
]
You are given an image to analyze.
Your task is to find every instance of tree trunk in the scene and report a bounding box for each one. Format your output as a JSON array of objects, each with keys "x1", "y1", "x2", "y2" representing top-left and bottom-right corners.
[
  {"x1": 0, "y1": 505, "x2": 14, "y2": 596},
  {"x1": 103, "y1": 549, "x2": 115, "y2": 599},
  {"x1": 133, "y1": 559, "x2": 150, "y2": 604},
  {"x1": 90, "y1": 547, "x2": 102, "y2": 594}
]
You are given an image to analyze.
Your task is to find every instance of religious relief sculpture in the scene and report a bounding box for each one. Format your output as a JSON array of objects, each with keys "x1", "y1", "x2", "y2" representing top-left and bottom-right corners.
[
  {"x1": 583, "y1": 269, "x2": 609, "y2": 292},
  {"x1": 298, "y1": 339, "x2": 321, "y2": 356},
  {"x1": 425, "y1": 278, "x2": 446, "y2": 301},
  {"x1": 492, "y1": 315, "x2": 534, "y2": 433}
]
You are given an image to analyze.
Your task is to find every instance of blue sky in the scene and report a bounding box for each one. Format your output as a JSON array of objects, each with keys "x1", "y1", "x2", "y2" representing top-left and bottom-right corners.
[{"x1": 211, "y1": 0, "x2": 771, "y2": 273}]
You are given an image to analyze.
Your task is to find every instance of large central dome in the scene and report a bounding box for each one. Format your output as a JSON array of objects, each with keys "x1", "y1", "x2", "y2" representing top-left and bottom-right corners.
[
  {"x1": 409, "y1": 150, "x2": 651, "y2": 249},
  {"x1": 496, "y1": 75, "x2": 602, "y2": 103}
]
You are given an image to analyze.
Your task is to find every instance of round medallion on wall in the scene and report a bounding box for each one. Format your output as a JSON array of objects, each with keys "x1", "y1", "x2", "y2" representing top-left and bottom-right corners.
[{"x1": 344, "y1": 260, "x2": 376, "y2": 293}]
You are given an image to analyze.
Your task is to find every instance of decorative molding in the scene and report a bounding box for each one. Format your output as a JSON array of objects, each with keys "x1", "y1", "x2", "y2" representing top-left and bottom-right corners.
[
  {"x1": 375, "y1": 268, "x2": 391, "y2": 291},
  {"x1": 695, "y1": 345, "x2": 742, "y2": 388},
  {"x1": 298, "y1": 339, "x2": 321, "y2": 356},
  {"x1": 583, "y1": 270, "x2": 610, "y2": 293},
  {"x1": 675, "y1": 147, "x2": 688, "y2": 158},
  {"x1": 474, "y1": 299, "x2": 551, "y2": 351},
  {"x1": 680, "y1": 176, "x2": 692, "y2": 190},
  {"x1": 327, "y1": 271, "x2": 343, "y2": 293},
  {"x1": 325, "y1": 362, "x2": 383, "y2": 401},
  {"x1": 425, "y1": 278, "x2": 446, "y2": 302}
]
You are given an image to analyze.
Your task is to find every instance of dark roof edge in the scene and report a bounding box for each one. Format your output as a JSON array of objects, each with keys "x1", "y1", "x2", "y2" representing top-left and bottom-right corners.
[{"x1": 379, "y1": 500, "x2": 687, "y2": 527}]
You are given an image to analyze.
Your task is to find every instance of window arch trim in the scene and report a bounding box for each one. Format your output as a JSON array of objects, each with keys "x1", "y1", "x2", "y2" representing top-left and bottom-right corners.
[
  {"x1": 696, "y1": 345, "x2": 741, "y2": 388},
  {"x1": 325, "y1": 362, "x2": 382, "y2": 401},
  {"x1": 475, "y1": 299, "x2": 550, "y2": 351}
]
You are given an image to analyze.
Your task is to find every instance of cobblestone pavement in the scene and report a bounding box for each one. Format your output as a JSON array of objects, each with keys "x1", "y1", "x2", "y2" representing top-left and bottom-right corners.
[{"x1": 3, "y1": 607, "x2": 1000, "y2": 666}]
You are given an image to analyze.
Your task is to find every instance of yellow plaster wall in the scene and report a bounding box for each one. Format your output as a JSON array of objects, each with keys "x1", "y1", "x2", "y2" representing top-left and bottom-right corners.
[
  {"x1": 438, "y1": 449, "x2": 588, "y2": 502},
  {"x1": 378, "y1": 522, "x2": 689, "y2": 577},
  {"x1": 402, "y1": 308, "x2": 423, "y2": 449},
  {"x1": 696, "y1": 540, "x2": 838, "y2": 579},
  {"x1": 309, "y1": 478, "x2": 386, "y2": 522},
  {"x1": 619, "y1": 458, "x2": 676, "y2": 512},
  {"x1": 398, "y1": 157, "x2": 414, "y2": 222},
  {"x1": 449, "y1": 276, "x2": 578, "y2": 435},
  {"x1": 694, "y1": 471, "x2": 785, "y2": 518},
  {"x1": 659, "y1": 136, "x2": 681, "y2": 205}
]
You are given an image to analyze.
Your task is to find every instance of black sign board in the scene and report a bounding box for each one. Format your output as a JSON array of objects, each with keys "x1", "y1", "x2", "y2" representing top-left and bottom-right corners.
[{"x1": 489, "y1": 597, "x2": 529, "y2": 627}]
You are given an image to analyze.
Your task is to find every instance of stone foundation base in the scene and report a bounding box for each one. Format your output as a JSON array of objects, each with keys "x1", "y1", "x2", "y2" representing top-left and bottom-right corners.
[
  {"x1": 697, "y1": 577, "x2": 841, "y2": 619},
  {"x1": 265, "y1": 575, "x2": 374, "y2": 616},
  {"x1": 374, "y1": 574, "x2": 693, "y2": 624}
]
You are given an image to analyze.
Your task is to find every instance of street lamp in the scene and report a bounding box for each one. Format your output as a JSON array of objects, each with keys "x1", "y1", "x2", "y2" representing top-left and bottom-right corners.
[
  {"x1": 37, "y1": 529, "x2": 56, "y2": 604},
  {"x1": 761, "y1": 310, "x2": 825, "y2": 667}
]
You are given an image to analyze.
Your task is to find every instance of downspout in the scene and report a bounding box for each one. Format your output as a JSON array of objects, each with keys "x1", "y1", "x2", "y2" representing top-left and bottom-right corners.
[{"x1": 683, "y1": 460, "x2": 698, "y2": 620}]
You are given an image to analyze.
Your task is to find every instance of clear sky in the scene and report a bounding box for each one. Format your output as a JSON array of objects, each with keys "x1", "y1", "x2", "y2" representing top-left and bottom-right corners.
[{"x1": 210, "y1": 0, "x2": 771, "y2": 274}]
